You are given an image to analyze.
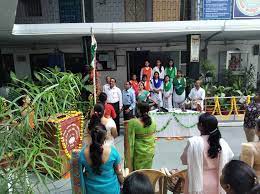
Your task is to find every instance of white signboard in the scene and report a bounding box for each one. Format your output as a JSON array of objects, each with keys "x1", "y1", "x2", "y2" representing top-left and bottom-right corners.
[{"x1": 190, "y1": 35, "x2": 200, "y2": 62}]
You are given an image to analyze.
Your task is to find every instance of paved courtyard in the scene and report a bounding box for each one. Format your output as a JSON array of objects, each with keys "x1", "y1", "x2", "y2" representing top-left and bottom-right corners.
[{"x1": 35, "y1": 124, "x2": 247, "y2": 193}]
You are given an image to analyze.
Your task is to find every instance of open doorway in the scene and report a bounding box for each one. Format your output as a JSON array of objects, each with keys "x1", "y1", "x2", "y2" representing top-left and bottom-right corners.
[{"x1": 127, "y1": 51, "x2": 149, "y2": 81}]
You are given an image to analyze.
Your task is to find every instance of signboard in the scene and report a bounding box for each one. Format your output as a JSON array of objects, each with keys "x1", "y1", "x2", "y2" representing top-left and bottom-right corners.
[
  {"x1": 190, "y1": 35, "x2": 200, "y2": 63},
  {"x1": 202, "y1": 0, "x2": 232, "y2": 20},
  {"x1": 233, "y1": 0, "x2": 260, "y2": 18},
  {"x1": 60, "y1": 115, "x2": 81, "y2": 155}
]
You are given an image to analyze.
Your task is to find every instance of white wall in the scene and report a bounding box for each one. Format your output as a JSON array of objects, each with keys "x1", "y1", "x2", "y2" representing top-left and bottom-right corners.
[
  {"x1": 207, "y1": 40, "x2": 260, "y2": 84},
  {"x1": 2, "y1": 40, "x2": 260, "y2": 89}
]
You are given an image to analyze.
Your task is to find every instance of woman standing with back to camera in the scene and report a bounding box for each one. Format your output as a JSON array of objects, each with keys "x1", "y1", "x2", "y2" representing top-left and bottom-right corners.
[
  {"x1": 126, "y1": 103, "x2": 156, "y2": 171},
  {"x1": 181, "y1": 113, "x2": 234, "y2": 194},
  {"x1": 79, "y1": 123, "x2": 123, "y2": 193}
]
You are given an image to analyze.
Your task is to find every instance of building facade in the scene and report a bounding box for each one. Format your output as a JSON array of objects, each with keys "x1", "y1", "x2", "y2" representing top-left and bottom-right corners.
[{"x1": 1, "y1": 0, "x2": 260, "y2": 90}]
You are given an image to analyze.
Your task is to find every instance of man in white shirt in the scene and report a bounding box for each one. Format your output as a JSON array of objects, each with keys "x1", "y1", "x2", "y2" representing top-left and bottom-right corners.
[
  {"x1": 188, "y1": 80, "x2": 205, "y2": 111},
  {"x1": 102, "y1": 76, "x2": 111, "y2": 92},
  {"x1": 103, "y1": 78, "x2": 123, "y2": 135}
]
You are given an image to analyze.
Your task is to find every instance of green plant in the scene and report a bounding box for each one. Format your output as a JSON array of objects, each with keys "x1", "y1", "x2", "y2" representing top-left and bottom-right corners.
[
  {"x1": 0, "y1": 68, "x2": 94, "y2": 193},
  {"x1": 201, "y1": 60, "x2": 216, "y2": 75}
]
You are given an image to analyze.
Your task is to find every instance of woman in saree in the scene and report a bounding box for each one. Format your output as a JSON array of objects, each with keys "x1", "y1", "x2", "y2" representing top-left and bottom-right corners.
[
  {"x1": 125, "y1": 102, "x2": 156, "y2": 171},
  {"x1": 173, "y1": 70, "x2": 186, "y2": 108},
  {"x1": 181, "y1": 113, "x2": 234, "y2": 194},
  {"x1": 137, "y1": 81, "x2": 150, "y2": 103}
]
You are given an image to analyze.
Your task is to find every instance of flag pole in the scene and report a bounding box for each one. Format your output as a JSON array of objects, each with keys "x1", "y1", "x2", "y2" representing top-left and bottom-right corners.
[{"x1": 91, "y1": 28, "x2": 97, "y2": 104}]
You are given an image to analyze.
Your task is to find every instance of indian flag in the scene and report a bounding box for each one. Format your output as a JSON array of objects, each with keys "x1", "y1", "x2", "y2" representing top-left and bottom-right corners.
[{"x1": 90, "y1": 33, "x2": 97, "y2": 69}]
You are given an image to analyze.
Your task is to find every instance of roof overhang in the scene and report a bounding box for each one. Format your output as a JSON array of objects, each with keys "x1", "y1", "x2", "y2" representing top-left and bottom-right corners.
[
  {"x1": 2, "y1": 19, "x2": 260, "y2": 45},
  {"x1": 0, "y1": 0, "x2": 18, "y2": 44}
]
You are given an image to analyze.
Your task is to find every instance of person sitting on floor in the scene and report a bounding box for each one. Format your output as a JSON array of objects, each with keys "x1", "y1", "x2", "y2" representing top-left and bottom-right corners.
[
  {"x1": 123, "y1": 172, "x2": 154, "y2": 194},
  {"x1": 79, "y1": 124, "x2": 123, "y2": 194},
  {"x1": 241, "y1": 118, "x2": 260, "y2": 179},
  {"x1": 181, "y1": 113, "x2": 234, "y2": 194},
  {"x1": 125, "y1": 102, "x2": 156, "y2": 171},
  {"x1": 220, "y1": 160, "x2": 260, "y2": 194}
]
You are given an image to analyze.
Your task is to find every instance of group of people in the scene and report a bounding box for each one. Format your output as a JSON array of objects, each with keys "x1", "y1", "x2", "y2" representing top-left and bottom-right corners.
[
  {"x1": 78, "y1": 101, "x2": 156, "y2": 193},
  {"x1": 100, "y1": 59, "x2": 206, "y2": 134},
  {"x1": 76, "y1": 59, "x2": 260, "y2": 194},
  {"x1": 78, "y1": 101, "x2": 260, "y2": 193}
]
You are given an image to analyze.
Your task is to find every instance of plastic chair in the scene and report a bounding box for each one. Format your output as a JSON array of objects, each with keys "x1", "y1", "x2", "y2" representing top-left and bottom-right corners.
[{"x1": 126, "y1": 169, "x2": 167, "y2": 194}]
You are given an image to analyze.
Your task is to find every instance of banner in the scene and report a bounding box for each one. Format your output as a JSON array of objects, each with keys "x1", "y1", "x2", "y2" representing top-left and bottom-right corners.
[
  {"x1": 233, "y1": 0, "x2": 260, "y2": 18},
  {"x1": 202, "y1": 0, "x2": 231, "y2": 20}
]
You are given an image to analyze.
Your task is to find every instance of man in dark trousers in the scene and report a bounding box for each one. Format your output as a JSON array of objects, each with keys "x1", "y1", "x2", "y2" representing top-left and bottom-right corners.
[
  {"x1": 122, "y1": 81, "x2": 136, "y2": 120},
  {"x1": 103, "y1": 78, "x2": 122, "y2": 135}
]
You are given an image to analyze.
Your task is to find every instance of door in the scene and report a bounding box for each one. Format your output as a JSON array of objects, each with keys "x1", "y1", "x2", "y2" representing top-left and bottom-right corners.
[{"x1": 127, "y1": 51, "x2": 150, "y2": 81}]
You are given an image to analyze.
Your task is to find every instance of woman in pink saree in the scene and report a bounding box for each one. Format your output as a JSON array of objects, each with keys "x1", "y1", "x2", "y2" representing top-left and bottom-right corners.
[{"x1": 181, "y1": 113, "x2": 234, "y2": 194}]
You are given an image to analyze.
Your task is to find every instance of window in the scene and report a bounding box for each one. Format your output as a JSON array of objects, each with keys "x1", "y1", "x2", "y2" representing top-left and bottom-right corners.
[
  {"x1": 21, "y1": 0, "x2": 42, "y2": 16},
  {"x1": 64, "y1": 53, "x2": 84, "y2": 73},
  {"x1": 96, "y1": 51, "x2": 116, "y2": 71},
  {"x1": 59, "y1": 0, "x2": 82, "y2": 23}
]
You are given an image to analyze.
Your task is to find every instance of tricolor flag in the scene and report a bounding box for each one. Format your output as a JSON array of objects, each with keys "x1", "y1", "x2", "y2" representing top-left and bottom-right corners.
[
  {"x1": 90, "y1": 32, "x2": 97, "y2": 103},
  {"x1": 90, "y1": 33, "x2": 97, "y2": 69}
]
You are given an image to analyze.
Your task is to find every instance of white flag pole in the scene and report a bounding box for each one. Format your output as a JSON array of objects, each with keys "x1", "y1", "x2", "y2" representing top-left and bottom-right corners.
[{"x1": 91, "y1": 28, "x2": 97, "y2": 104}]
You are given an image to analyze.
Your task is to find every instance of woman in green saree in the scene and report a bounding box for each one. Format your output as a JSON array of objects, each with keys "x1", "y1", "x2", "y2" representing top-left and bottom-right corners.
[{"x1": 125, "y1": 102, "x2": 156, "y2": 171}]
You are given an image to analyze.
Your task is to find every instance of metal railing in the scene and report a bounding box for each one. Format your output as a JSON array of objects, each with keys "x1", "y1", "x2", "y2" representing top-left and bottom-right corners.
[{"x1": 204, "y1": 96, "x2": 253, "y2": 121}]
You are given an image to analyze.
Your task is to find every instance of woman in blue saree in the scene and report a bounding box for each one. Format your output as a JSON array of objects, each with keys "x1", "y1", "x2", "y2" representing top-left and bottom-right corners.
[{"x1": 79, "y1": 123, "x2": 123, "y2": 194}]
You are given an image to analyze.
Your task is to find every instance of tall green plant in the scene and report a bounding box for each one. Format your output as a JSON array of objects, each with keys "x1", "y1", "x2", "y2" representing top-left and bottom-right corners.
[{"x1": 0, "y1": 68, "x2": 94, "y2": 193}]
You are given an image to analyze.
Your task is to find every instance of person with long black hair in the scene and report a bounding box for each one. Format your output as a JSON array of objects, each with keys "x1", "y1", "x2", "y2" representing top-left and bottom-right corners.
[
  {"x1": 98, "y1": 92, "x2": 116, "y2": 119},
  {"x1": 79, "y1": 124, "x2": 123, "y2": 194},
  {"x1": 87, "y1": 103, "x2": 118, "y2": 146},
  {"x1": 180, "y1": 113, "x2": 234, "y2": 194},
  {"x1": 152, "y1": 59, "x2": 165, "y2": 80},
  {"x1": 220, "y1": 160, "x2": 260, "y2": 194},
  {"x1": 123, "y1": 172, "x2": 154, "y2": 194},
  {"x1": 125, "y1": 103, "x2": 156, "y2": 171}
]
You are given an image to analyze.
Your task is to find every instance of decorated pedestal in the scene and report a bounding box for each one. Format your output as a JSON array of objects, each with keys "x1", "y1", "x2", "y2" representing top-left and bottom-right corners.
[{"x1": 45, "y1": 111, "x2": 84, "y2": 178}]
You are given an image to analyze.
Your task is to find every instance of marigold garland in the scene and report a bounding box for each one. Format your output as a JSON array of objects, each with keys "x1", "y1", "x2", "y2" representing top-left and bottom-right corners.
[
  {"x1": 211, "y1": 96, "x2": 251, "y2": 119},
  {"x1": 51, "y1": 111, "x2": 84, "y2": 159}
]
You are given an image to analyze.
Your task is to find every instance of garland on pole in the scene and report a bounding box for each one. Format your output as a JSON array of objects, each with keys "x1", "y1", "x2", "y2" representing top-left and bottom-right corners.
[{"x1": 211, "y1": 95, "x2": 251, "y2": 119}]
